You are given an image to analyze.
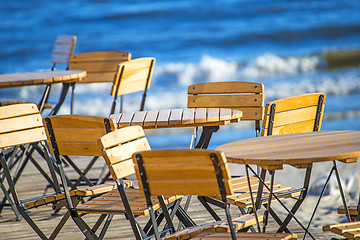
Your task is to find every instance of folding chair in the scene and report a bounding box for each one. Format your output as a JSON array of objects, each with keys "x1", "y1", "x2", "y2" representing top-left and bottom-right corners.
[
  {"x1": 43, "y1": 115, "x2": 121, "y2": 192},
  {"x1": 0, "y1": 35, "x2": 77, "y2": 112},
  {"x1": 337, "y1": 194, "x2": 360, "y2": 221},
  {"x1": 109, "y1": 57, "x2": 155, "y2": 114},
  {"x1": 0, "y1": 103, "x2": 115, "y2": 239},
  {"x1": 132, "y1": 149, "x2": 297, "y2": 240},
  {"x1": 56, "y1": 125, "x2": 182, "y2": 240},
  {"x1": 65, "y1": 51, "x2": 131, "y2": 114}
]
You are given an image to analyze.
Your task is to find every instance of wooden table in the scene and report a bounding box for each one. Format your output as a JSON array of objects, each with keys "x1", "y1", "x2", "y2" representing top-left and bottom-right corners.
[
  {"x1": 0, "y1": 70, "x2": 86, "y2": 114},
  {"x1": 216, "y1": 131, "x2": 360, "y2": 238},
  {"x1": 110, "y1": 108, "x2": 242, "y2": 149}
]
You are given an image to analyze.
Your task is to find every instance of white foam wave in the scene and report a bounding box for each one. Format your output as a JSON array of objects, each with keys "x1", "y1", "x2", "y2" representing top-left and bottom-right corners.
[
  {"x1": 239, "y1": 53, "x2": 322, "y2": 78},
  {"x1": 154, "y1": 53, "x2": 322, "y2": 86}
]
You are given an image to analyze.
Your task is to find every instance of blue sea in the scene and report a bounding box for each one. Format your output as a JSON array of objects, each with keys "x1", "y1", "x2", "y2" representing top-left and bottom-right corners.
[{"x1": 1, "y1": 0, "x2": 360, "y2": 149}]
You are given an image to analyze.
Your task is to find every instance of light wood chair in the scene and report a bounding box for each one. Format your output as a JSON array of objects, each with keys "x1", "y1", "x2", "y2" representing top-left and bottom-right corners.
[
  {"x1": 63, "y1": 51, "x2": 131, "y2": 114},
  {"x1": 132, "y1": 149, "x2": 297, "y2": 240},
  {"x1": 50, "y1": 35, "x2": 77, "y2": 70},
  {"x1": 0, "y1": 35, "x2": 77, "y2": 112},
  {"x1": 64, "y1": 125, "x2": 182, "y2": 240},
  {"x1": 0, "y1": 103, "x2": 116, "y2": 239},
  {"x1": 109, "y1": 57, "x2": 155, "y2": 114}
]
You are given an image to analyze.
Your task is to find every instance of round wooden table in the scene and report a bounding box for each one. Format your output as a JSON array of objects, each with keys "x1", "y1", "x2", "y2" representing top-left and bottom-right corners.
[{"x1": 216, "y1": 130, "x2": 360, "y2": 237}]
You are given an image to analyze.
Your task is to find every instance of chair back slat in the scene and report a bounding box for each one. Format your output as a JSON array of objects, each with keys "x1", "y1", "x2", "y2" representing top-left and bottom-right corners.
[
  {"x1": 0, "y1": 103, "x2": 46, "y2": 149},
  {"x1": 187, "y1": 82, "x2": 264, "y2": 121},
  {"x1": 68, "y1": 51, "x2": 131, "y2": 83},
  {"x1": 44, "y1": 115, "x2": 116, "y2": 156},
  {"x1": 110, "y1": 57, "x2": 155, "y2": 96},
  {"x1": 50, "y1": 35, "x2": 77, "y2": 64},
  {"x1": 262, "y1": 93, "x2": 326, "y2": 136},
  {"x1": 132, "y1": 149, "x2": 234, "y2": 197},
  {"x1": 97, "y1": 126, "x2": 150, "y2": 180}
]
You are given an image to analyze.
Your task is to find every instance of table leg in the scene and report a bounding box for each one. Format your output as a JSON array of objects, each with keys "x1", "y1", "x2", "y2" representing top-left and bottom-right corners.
[
  {"x1": 263, "y1": 170, "x2": 275, "y2": 233},
  {"x1": 49, "y1": 83, "x2": 70, "y2": 116},
  {"x1": 194, "y1": 126, "x2": 219, "y2": 149}
]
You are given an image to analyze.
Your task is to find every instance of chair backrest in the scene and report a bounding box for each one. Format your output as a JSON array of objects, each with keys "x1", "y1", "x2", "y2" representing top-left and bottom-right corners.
[
  {"x1": 261, "y1": 93, "x2": 326, "y2": 136},
  {"x1": 50, "y1": 35, "x2": 77, "y2": 69},
  {"x1": 68, "y1": 51, "x2": 131, "y2": 84},
  {"x1": 132, "y1": 149, "x2": 234, "y2": 201},
  {"x1": 110, "y1": 57, "x2": 156, "y2": 114},
  {"x1": 0, "y1": 103, "x2": 47, "y2": 149},
  {"x1": 44, "y1": 115, "x2": 116, "y2": 157},
  {"x1": 187, "y1": 81, "x2": 264, "y2": 121},
  {"x1": 97, "y1": 126, "x2": 151, "y2": 181}
]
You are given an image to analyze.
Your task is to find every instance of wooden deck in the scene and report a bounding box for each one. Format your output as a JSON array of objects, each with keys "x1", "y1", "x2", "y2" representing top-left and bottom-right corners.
[{"x1": 0, "y1": 153, "x2": 336, "y2": 239}]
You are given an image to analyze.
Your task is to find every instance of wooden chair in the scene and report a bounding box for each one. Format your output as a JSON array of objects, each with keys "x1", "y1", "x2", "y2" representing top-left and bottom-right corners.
[
  {"x1": 132, "y1": 149, "x2": 297, "y2": 240},
  {"x1": 0, "y1": 103, "x2": 116, "y2": 239},
  {"x1": 62, "y1": 51, "x2": 131, "y2": 114},
  {"x1": 61, "y1": 125, "x2": 182, "y2": 240},
  {"x1": 50, "y1": 35, "x2": 77, "y2": 70},
  {"x1": 0, "y1": 35, "x2": 77, "y2": 112},
  {"x1": 43, "y1": 115, "x2": 121, "y2": 192},
  {"x1": 109, "y1": 57, "x2": 155, "y2": 114}
]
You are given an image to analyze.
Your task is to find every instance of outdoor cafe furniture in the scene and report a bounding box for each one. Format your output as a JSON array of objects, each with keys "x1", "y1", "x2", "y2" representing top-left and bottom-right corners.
[
  {"x1": 132, "y1": 148, "x2": 297, "y2": 240},
  {"x1": 45, "y1": 121, "x2": 182, "y2": 240},
  {"x1": 0, "y1": 104, "x2": 118, "y2": 239},
  {"x1": 216, "y1": 130, "x2": 360, "y2": 239},
  {"x1": 0, "y1": 35, "x2": 77, "y2": 111},
  {"x1": 0, "y1": 69, "x2": 86, "y2": 114},
  {"x1": 67, "y1": 51, "x2": 132, "y2": 114}
]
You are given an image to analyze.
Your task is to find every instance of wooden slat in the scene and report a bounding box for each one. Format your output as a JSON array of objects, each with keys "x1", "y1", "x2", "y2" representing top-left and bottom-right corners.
[
  {"x1": 156, "y1": 109, "x2": 171, "y2": 127},
  {"x1": 262, "y1": 120, "x2": 316, "y2": 136},
  {"x1": 143, "y1": 110, "x2": 158, "y2": 128},
  {"x1": 102, "y1": 137, "x2": 150, "y2": 165},
  {"x1": 0, "y1": 114, "x2": 43, "y2": 134},
  {"x1": 69, "y1": 51, "x2": 130, "y2": 62},
  {"x1": 337, "y1": 206, "x2": 358, "y2": 216},
  {"x1": 191, "y1": 232, "x2": 296, "y2": 240},
  {"x1": 263, "y1": 106, "x2": 318, "y2": 128},
  {"x1": 207, "y1": 108, "x2": 219, "y2": 122},
  {"x1": 118, "y1": 112, "x2": 134, "y2": 127},
  {"x1": 188, "y1": 82, "x2": 264, "y2": 94},
  {"x1": 194, "y1": 108, "x2": 207, "y2": 123},
  {"x1": 188, "y1": 95, "x2": 264, "y2": 108},
  {"x1": 169, "y1": 108, "x2": 183, "y2": 126},
  {"x1": 109, "y1": 159, "x2": 136, "y2": 180},
  {"x1": 0, "y1": 102, "x2": 38, "y2": 119},
  {"x1": 55, "y1": 142, "x2": 102, "y2": 156},
  {"x1": 98, "y1": 125, "x2": 145, "y2": 149},
  {"x1": 182, "y1": 108, "x2": 195, "y2": 125},
  {"x1": 264, "y1": 93, "x2": 325, "y2": 113},
  {"x1": 131, "y1": 111, "x2": 147, "y2": 126},
  {"x1": 0, "y1": 128, "x2": 46, "y2": 149}
]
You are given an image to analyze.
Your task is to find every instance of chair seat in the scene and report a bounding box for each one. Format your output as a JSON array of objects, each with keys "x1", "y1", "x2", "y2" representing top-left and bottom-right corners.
[
  {"x1": 337, "y1": 206, "x2": 359, "y2": 216},
  {"x1": 23, "y1": 181, "x2": 128, "y2": 209},
  {"x1": 163, "y1": 214, "x2": 263, "y2": 240},
  {"x1": 216, "y1": 176, "x2": 301, "y2": 208},
  {"x1": 323, "y1": 221, "x2": 360, "y2": 239},
  {"x1": 189, "y1": 232, "x2": 297, "y2": 239},
  {"x1": 77, "y1": 188, "x2": 182, "y2": 216}
]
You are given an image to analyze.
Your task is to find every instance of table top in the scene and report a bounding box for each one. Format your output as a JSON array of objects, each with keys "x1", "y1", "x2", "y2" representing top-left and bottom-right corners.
[
  {"x1": 0, "y1": 70, "x2": 86, "y2": 88},
  {"x1": 216, "y1": 131, "x2": 360, "y2": 170},
  {"x1": 110, "y1": 108, "x2": 242, "y2": 129}
]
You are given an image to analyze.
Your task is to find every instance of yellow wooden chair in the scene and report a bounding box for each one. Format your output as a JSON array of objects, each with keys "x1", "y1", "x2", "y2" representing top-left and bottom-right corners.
[
  {"x1": 0, "y1": 104, "x2": 116, "y2": 239},
  {"x1": 132, "y1": 149, "x2": 297, "y2": 240},
  {"x1": 323, "y1": 221, "x2": 360, "y2": 239},
  {"x1": 59, "y1": 51, "x2": 131, "y2": 114},
  {"x1": 60, "y1": 125, "x2": 182, "y2": 240}
]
